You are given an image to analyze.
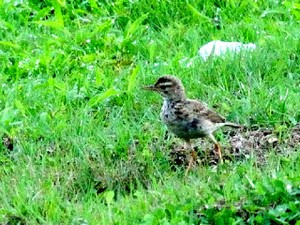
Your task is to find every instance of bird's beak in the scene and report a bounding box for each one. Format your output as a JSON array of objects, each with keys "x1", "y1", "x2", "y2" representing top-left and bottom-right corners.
[{"x1": 142, "y1": 85, "x2": 157, "y2": 91}]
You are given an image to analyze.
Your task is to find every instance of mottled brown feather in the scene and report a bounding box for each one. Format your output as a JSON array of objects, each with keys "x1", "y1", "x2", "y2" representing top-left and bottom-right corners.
[
  {"x1": 174, "y1": 100, "x2": 225, "y2": 124},
  {"x1": 144, "y1": 75, "x2": 242, "y2": 168},
  {"x1": 144, "y1": 75, "x2": 240, "y2": 142}
]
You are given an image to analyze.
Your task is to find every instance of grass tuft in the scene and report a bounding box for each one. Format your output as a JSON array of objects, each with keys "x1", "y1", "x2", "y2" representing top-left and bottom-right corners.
[{"x1": 0, "y1": 0, "x2": 299, "y2": 224}]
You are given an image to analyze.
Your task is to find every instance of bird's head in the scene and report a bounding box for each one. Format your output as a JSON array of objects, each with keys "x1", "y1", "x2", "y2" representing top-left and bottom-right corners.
[{"x1": 143, "y1": 75, "x2": 186, "y2": 101}]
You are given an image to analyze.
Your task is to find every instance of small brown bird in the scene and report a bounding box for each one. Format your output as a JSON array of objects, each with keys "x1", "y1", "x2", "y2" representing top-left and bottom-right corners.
[{"x1": 143, "y1": 75, "x2": 241, "y2": 174}]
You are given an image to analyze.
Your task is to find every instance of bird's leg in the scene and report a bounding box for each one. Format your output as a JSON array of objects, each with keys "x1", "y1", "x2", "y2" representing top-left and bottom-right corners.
[
  {"x1": 214, "y1": 143, "x2": 223, "y2": 164},
  {"x1": 208, "y1": 134, "x2": 223, "y2": 164},
  {"x1": 185, "y1": 139, "x2": 196, "y2": 176}
]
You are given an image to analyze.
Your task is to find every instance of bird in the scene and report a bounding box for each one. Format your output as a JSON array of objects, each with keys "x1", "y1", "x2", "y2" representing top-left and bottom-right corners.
[{"x1": 143, "y1": 75, "x2": 241, "y2": 174}]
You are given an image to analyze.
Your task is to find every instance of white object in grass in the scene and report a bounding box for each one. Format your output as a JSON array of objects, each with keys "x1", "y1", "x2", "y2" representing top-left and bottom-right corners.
[{"x1": 199, "y1": 40, "x2": 256, "y2": 61}]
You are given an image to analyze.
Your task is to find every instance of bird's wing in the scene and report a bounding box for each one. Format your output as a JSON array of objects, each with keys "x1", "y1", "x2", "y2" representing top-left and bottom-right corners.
[{"x1": 174, "y1": 99, "x2": 225, "y2": 123}]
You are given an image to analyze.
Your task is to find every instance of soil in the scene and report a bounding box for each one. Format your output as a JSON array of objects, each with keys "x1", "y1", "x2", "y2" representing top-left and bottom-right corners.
[{"x1": 169, "y1": 123, "x2": 300, "y2": 168}]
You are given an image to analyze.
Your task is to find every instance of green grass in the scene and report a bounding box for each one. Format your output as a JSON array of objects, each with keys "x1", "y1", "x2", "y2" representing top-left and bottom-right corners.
[{"x1": 1, "y1": 0, "x2": 300, "y2": 224}]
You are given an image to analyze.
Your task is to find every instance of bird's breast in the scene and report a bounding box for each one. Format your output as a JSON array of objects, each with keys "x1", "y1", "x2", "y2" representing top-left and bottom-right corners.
[
  {"x1": 160, "y1": 100, "x2": 175, "y2": 122},
  {"x1": 160, "y1": 100, "x2": 209, "y2": 139}
]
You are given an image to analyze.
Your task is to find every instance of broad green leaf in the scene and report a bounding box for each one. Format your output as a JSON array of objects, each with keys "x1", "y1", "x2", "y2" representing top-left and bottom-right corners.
[
  {"x1": 127, "y1": 66, "x2": 140, "y2": 92},
  {"x1": 187, "y1": 4, "x2": 211, "y2": 22},
  {"x1": 53, "y1": 0, "x2": 64, "y2": 26},
  {"x1": 95, "y1": 67, "x2": 104, "y2": 87},
  {"x1": 95, "y1": 20, "x2": 112, "y2": 33},
  {"x1": 0, "y1": 41, "x2": 20, "y2": 49},
  {"x1": 0, "y1": 107, "x2": 19, "y2": 124},
  {"x1": 261, "y1": 9, "x2": 287, "y2": 18},
  {"x1": 31, "y1": 20, "x2": 64, "y2": 28},
  {"x1": 90, "y1": 0, "x2": 99, "y2": 10},
  {"x1": 104, "y1": 190, "x2": 114, "y2": 205},
  {"x1": 88, "y1": 88, "x2": 119, "y2": 107},
  {"x1": 81, "y1": 54, "x2": 97, "y2": 63},
  {"x1": 57, "y1": 0, "x2": 66, "y2": 7},
  {"x1": 14, "y1": 100, "x2": 26, "y2": 117},
  {"x1": 124, "y1": 14, "x2": 148, "y2": 40}
]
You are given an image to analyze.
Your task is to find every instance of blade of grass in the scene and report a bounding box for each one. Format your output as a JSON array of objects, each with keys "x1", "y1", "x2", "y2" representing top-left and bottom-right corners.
[
  {"x1": 127, "y1": 66, "x2": 140, "y2": 93},
  {"x1": 88, "y1": 88, "x2": 120, "y2": 107}
]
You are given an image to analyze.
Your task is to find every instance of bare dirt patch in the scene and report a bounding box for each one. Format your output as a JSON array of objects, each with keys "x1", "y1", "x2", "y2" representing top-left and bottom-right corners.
[{"x1": 169, "y1": 123, "x2": 300, "y2": 168}]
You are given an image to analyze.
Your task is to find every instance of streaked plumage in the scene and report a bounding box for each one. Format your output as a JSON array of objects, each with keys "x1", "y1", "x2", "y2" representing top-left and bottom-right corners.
[{"x1": 143, "y1": 75, "x2": 241, "y2": 173}]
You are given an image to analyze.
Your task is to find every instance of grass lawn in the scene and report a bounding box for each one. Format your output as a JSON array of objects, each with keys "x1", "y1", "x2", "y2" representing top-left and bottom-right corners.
[{"x1": 0, "y1": 0, "x2": 300, "y2": 224}]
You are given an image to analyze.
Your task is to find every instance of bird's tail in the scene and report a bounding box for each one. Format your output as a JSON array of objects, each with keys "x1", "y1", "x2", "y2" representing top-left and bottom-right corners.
[{"x1": 224, "y1": 122, "x2": 243, "y2": 128}]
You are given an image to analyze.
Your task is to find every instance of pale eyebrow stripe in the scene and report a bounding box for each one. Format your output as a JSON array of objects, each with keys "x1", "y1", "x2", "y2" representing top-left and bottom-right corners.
[{"x1": 159, "y1": 82, "x2": 173, "y2": 86}]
